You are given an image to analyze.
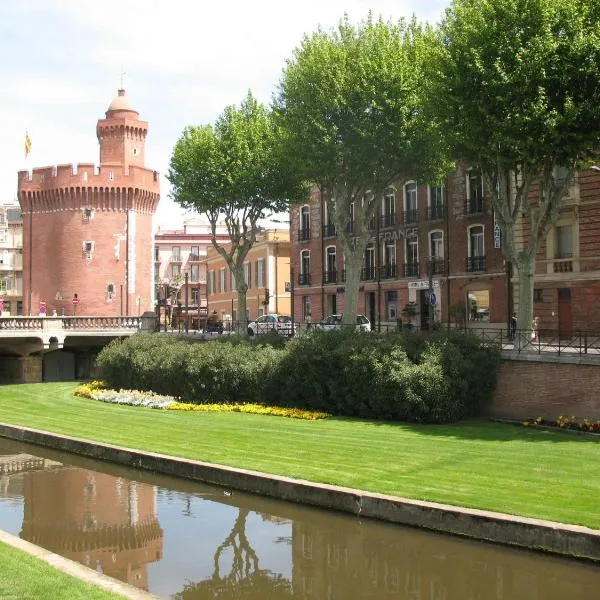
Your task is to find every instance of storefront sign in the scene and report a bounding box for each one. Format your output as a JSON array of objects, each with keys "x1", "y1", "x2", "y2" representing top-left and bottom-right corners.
[
  {"x1": 351, "y1": 227, "x2": 418, "y2": 247},
  {"x1": 408, "y1": 279, "x2": 440, "y2": 290}
]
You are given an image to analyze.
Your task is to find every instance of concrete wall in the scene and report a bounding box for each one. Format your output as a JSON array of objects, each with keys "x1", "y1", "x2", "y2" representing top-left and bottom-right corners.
[{"x1": 489, "y1": 357, "x2": 600, "y2": 421}]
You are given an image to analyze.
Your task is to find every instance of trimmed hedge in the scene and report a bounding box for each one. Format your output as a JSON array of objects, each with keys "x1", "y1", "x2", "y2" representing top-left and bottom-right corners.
[{"x1": 96, "y1": 329, "x2": 500, "y2": 423}]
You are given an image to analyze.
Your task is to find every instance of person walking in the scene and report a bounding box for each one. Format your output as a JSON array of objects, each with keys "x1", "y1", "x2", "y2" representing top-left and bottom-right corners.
[
  {"x1": 510, "y1": 312, "x2": 517, "y2": 340},
  {"x1": 532, "y1": 316, "x2": 540, "y2": 342}
]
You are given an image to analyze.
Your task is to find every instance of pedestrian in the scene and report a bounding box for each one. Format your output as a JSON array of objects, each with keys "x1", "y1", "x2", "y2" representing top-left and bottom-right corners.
[
  {"x1": 510, "y1": 312, "x2": 517, "y2": 339},
  {"x1": 531, "y1": 316, "x2": 540, "y2": 342}
]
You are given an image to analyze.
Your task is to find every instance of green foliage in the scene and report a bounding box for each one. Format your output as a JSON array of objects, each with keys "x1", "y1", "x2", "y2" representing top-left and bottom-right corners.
[{"x1": 97, "y1": 329, "x2": 500, "y2": 424}]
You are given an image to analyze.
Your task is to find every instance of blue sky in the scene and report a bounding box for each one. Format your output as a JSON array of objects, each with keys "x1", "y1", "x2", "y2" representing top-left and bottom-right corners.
[{"x1": 1, "y1": 0, "x2": 448, "y2": 229}]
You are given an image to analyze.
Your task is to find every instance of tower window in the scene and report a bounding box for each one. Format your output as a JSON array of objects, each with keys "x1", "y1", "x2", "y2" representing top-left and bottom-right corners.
[
  {"x1": 108, "y1": 171, "x2": 115, "y2": 181},
  {"x1": 132, "y1": 148, "x2": 138, "y2": 156},
  {"x1": 83, "y1": 241, "x2": 94, "y2": 253}
]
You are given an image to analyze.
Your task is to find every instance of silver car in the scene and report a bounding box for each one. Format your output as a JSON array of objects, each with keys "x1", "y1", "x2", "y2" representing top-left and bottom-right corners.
[
  {"x1": 248, "y1": 314, "x2": 293, "y2": 337},
  {"x1": 320, "y1": 314, "x2": 371, "y2": 332}
]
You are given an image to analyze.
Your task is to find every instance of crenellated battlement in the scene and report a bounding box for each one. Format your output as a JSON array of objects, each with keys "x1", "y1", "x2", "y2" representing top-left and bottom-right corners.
[{"x1": 17, "y1": 163, "x2": 160, "y2": 191}]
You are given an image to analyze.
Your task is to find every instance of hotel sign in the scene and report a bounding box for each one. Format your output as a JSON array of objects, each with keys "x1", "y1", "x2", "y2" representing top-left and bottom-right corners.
[
  {"x1": 408, "y1": 279, "x2": 441, "y2": 290},
  {"x1": 351, "y1": 227, "x2": 418, "y2": 247}
]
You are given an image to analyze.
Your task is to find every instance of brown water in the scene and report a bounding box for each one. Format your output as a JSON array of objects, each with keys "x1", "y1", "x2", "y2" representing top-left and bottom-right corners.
[{"x1": 0, "y1": 438, "x2": 598, "y2": 599}]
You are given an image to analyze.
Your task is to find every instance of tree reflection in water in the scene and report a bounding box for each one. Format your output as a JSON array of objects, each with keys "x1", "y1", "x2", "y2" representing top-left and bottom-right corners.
[{"x1": 174, "y1": 508, "x2": 293, "y2": 599}]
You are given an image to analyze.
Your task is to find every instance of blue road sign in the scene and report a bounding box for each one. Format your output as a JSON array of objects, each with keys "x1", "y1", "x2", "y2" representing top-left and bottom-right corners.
[{"x1": 429, "y1": 292, "x2": 437, "y2": 306}]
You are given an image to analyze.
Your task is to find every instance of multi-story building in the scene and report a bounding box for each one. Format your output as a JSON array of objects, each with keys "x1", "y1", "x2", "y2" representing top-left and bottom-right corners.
[
  {"x1": 0, "y1": 201, "x2": 23, "y2": 315},
  {"x1": 17, "y1": 89, "x2": 160, "y2": 316},
  {"x1": 154, "y1": 217, "x2": 229, "y2": 310},
  {"x1": 205, "y1": 229, "x2": 291, "y2": 325},
  {"x1": 290, "y1": 164, "x2": 600, "y2": 334}
]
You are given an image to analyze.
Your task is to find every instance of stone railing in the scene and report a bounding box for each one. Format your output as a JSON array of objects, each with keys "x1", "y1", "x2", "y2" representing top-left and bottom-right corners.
[{"x1": 0, "y1": 316, "x2": 143, "y2": 332}]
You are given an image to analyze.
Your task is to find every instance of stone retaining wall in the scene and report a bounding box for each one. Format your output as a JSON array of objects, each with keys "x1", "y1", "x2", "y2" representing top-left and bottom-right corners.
[
  {"x1": 490, "y1": 355, "x2": 600, "y2": 421},
  {"x1": 0, "y1": 422, "x2": 598, "y2": 562}
]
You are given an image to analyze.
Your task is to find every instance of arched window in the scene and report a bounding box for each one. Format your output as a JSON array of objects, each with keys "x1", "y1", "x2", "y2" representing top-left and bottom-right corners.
[
  {"x1": 403, "y1": 181, "x2": 418, "y2": 224},
  {"x1": 299, "y1": 206, "x2": 310, "y2": 241},
  {"x1": 300, "y1": 250, "x2": 311, "y2": 285},
  {"x1": 324, "y1": 246, "x2": 337, "y2": 284},
  {"x1": 467, "y1": 225, "x2": 485, "y2": 271}
]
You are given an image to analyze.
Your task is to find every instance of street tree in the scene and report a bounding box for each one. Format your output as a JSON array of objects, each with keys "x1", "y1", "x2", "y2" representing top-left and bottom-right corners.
[
  {"x1": 275, "y1": 15, "x2": 449, "y2": 327},
  {"x1": 430, "y1": 0, "x2": 600, "y2": 329},
  {"x1": 168, "y1": 92, "x2": 307, "y2": 334}
]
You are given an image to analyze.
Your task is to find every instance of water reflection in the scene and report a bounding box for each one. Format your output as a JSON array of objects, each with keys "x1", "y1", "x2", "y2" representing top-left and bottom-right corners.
[{"x1": 0, "y1": 440, "x2": 598, "y2": 600}]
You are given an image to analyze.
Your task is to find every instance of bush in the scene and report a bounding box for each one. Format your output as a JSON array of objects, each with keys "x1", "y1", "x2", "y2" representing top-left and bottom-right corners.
[{"x1": 96, "y1": 328, "x2": 500, "y2": 424}]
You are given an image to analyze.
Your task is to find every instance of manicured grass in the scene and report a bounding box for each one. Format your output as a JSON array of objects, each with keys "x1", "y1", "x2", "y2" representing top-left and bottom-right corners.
[
  {"x1": 0, "y1": 541, "x2": 126, "y2": 600},
  {"x1": 1, "y1": 382, "x2": 599, "y2": 528}
]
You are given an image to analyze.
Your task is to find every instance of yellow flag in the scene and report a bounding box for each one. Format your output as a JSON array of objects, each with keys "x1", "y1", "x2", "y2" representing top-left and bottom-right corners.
[{"x1": 25, "y1": 132, "x2": 32, "y2": 158}]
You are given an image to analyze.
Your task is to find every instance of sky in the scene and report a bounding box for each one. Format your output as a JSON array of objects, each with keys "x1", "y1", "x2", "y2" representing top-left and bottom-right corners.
[{"x1": 0, "y1": 0, "x2": 448, "y2": 230}]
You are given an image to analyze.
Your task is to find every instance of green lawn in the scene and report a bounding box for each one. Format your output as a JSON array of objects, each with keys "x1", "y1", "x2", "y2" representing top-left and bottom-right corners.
[
  {"x1": 1, "y1": 382, "x2": 599, "y2": 529},
  {"x1": 0, "y1": 541, "x2": 126, "y2": 600}
]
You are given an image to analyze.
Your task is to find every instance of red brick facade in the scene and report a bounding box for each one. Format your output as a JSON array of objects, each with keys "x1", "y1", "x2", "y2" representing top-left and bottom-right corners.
[
  {"x1": 17, "y1": 90, "x2": 160, "y2": 316},
  {"x1": 290, "y1": 164, "x2": 600, "y2": 332},
  {"x1": 490, "y1": 359, "x2": 600, "y2": 421}
]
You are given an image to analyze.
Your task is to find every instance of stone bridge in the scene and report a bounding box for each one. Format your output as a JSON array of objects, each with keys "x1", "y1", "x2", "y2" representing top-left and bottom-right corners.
[{"x1": 0, "y1": 314, "x2": 156, "y2": 383}]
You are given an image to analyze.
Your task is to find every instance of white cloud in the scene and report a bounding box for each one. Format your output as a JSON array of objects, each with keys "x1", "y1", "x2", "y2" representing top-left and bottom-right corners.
[{"x1": 0, "y1": 0, "x2": 447, "y2": 228}]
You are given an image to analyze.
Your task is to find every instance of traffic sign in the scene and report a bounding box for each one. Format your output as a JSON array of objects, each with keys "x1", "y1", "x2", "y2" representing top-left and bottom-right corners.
[
  {"x1": 429, "y1": 292, "x2": 437, "y2": 306},
  {"x1": 72, "y1": 295, "x2": 79, "y2": 305}
]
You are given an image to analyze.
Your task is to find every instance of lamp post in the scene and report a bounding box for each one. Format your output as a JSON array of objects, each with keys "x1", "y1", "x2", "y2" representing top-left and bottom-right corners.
[{"x1": 184, "y1": 272, "x2": 189, "y2": 333}]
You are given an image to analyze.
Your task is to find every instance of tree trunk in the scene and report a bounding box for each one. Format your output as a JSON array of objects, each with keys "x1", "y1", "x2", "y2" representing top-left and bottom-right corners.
[
  {"x1": 342, "y1": 252, "x2": 362, "y2": 327},
  {"x1": 515, "y1": 254, "x2": 535, "y2": 334},
  {"x1": 232, "y1": 264, "x2": 248, "y2": 336}
]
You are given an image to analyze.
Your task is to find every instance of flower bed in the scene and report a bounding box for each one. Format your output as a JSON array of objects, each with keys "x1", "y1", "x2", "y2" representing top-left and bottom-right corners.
[
  {"x1": 73, "y1": 382, "x2": 329, "y2": 420},
  {"x1": 522, "y1": 415, "x2": 600, "y2": 434}
]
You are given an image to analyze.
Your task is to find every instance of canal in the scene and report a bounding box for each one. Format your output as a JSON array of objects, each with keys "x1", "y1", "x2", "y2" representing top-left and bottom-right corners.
[{"x1": 0, "y1": 437, "x2": 598, "y2": 599}]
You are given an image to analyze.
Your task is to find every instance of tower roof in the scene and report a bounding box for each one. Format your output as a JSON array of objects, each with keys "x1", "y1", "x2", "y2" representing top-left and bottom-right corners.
[{"x1": 106, "y1": 89, "x2": 139, "y2": 118}]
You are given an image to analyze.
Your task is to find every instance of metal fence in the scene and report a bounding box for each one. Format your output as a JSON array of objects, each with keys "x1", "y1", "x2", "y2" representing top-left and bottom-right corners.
[{"x1": 160, "y1": 319, "x2": 600, "y2": 357}]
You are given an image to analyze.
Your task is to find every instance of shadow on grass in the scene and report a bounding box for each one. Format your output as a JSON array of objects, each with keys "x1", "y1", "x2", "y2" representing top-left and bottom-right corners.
[{"x1": 326, "y1": 415, "x2": 600, "y2": 444}]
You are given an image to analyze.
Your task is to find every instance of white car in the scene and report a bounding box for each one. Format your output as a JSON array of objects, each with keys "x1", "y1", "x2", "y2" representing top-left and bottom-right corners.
[
  {"x1": 248, "y1": 314, "x2": 293, "y2": 337},
  {"x1": 320, "y1": 314, "x2": 371, "y2": 332}
]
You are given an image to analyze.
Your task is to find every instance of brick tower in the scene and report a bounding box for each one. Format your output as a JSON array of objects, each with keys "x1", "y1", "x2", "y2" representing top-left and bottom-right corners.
[{"x1": 17, "y1": 89, "x2": 160, "y2": 316}]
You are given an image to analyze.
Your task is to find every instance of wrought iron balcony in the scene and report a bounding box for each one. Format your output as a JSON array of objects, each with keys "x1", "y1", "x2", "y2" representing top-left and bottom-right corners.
[
  {"x1": 380, "y1": 212, "x2": 396, "y2": 228},
  {"x1": 427, "y1": 204, "x2": 445, "y2": 221},
  {"x1": 466, "y1": 256, "x2": 486, "y2": 272},
  {"x1": 297, "y1": 227, "x2": 311, "y2": 242},
  {"x1": 298, "y1": 272, "x2": 311, "y2": 285},
  {"x1": 188, "y1": 253, "x2": 201, "y2": 262},
  {"x1": 322, "y1": 224, "x2": 337, "y2": 237},
  {"x1": 404, "y1": 262, "x2": 420, "y2": 277},
  {"x1": 429, "y1": 258, "x2": 446, "y2": 276},
  {"x1": 361, "y1": 267, "x2": 376, "y2": 281},
  {"x1": 323, "y1": 269, "x2": 338, "y2": 284},
  {"x1": 379, "y1": 264, "x2": 397, "y2": 279},
  {"x1": 464, "y1": 197, "x2": 485, "y2": 215},
  {"x1": 403, "y1": 209, "x2": 419, "y2": 225}
]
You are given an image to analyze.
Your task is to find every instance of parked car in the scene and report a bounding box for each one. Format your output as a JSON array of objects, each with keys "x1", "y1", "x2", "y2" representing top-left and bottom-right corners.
[
  {"x1": 248, "y1": 314, "x2": 293, "y2": 337},
  {"x1": 320, "y1": 314, "x2": 371, "y2": 332}
]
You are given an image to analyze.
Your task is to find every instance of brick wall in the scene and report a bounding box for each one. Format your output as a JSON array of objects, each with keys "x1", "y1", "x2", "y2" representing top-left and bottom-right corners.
[{"x1": 489, "y1": 358, "x2": 600, "y2": 421}]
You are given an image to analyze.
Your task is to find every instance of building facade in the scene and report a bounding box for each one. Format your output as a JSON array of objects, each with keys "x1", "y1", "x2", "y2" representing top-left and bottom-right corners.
[
  {"x1": 154, "y1": 217, "x2": 229, "y2": 314},
  {"x1": 0, "y1": 202, "x2": 23, "y2": 315},
  {"x1": 205, "y1": 229, "x2": 291, "y2": 325},
  {"x1": 290, "y1": 164, "x2": 600, "y2": 334},
  {"x1": 17, "y1": 89, "x2": 160, "y2": 317}
]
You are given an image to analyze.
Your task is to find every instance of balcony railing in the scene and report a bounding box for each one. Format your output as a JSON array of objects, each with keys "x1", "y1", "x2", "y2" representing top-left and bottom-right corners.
[
  {"x1": 403, "y1": 209, "x2": 419, "y2": 225},
  {"x1": 188, "y1": 254, "x2": 201, "y2": 262},
  {"x1": 466, "y1": 256, "x2": 486, "y2": 272},
  {"x1": 427, "y1": 204, "x2": 445, "y2": 221},
  {"x1": 553, "y1": 259, "x2": 573, "y2": 273},
  {"x1": 465, "y1": 197, "x2": 485, "y2": 215},
  {"x1": 404, "y1": 262, "x2": 420, "y2": 277},
  {"x1": 380, "y1": 213, "x2": 396, "y2": 228},
  {"x1": 170, "y1": 255, "x2": 182, "y2": 263},
  {"x1": 361, "y1": 267, "x2": 376, "y2": 281},
  {"x1": 323, "y1": 269, "x2": 338, "y2": 284},
  {"x1": 429, "y1": 258, "x2": 446, "y2": 276},
  {"x1": 298, "y1": 227, "x2": 311, "y2": 242},
  {"x1": 322, "y1": 224, "x2": 337, "y2": 237},
  {"x1": 379, "y1": 264, "x2": 397, "y2": 279},
  {"x1": 298, "y1": 272, "x2": 311, "y2": 285}
]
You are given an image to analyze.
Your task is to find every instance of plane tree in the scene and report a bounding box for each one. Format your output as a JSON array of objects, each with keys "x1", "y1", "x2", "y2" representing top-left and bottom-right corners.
[
  {"x1": 168, "y1": 92, "x2": 307, "y2": 334},
  {"x1": 275, "y1": 15, "x2": 449, "y2": 327},
  {"x1": 429, "y1": 0, "x2": 600, "y2": 329}
]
